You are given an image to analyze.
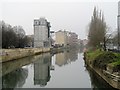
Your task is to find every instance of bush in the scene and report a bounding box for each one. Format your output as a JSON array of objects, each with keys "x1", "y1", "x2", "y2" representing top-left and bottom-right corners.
[
  {"x1": 113, "y1": 65, "x2": 120, "y2": 72},
  {"x1": 93, "y1": 52, "x2": 117, "y2": 70},
  {"x1": 110, "y1": 60, "x2": 120, "y2": 72}
]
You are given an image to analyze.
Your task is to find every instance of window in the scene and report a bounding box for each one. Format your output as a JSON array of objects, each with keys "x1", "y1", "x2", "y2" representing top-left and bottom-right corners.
[{"x1": 34, "y1": 20, "x2": 39, "y2": 25}]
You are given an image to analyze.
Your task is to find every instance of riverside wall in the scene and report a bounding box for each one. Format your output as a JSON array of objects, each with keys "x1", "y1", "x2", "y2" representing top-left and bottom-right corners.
[
  {"x1": 0, "y1": 48, "x2": 50, "y2": 63},
  {"x1": 84, "y1": 53, "x2": 120, "y2": 89}
]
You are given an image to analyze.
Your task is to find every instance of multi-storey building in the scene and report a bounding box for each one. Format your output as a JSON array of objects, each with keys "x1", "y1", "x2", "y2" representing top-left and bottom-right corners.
[
  {"x1": 34, "y1": 17, "x2": 51, "y2": 48},
  {"x1": 55, "y1": 30, "x2": 79, "y2": 47},
  {"x1": 82, "y1": 39, "x2": 88, "y2": 46},
  {"x1": 118, "y1": 1, "x2": 120, "y2": 49},
  {"x1": 55, "y1": 30, "x2": 69, "y2": 47},
  {"x1": 69, "y1": 32, "x2": 78, "y2": 46},
  {"x1": 118, "y1": 1, "x2": 120, "y2": 15},
  {"x1": 118, "y1": 1, "x2": 120, "y2": 30}
]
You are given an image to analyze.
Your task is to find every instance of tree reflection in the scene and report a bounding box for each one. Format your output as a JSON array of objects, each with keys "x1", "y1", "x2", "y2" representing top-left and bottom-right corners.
[
  {"x1": 2, "y1": 56, "x2": 34, "y2": 77},
  {"x1": 34, "y1": 53, "x2": 52, "y2": 87},
  {"x1": 2, "y1": 68, "x2": 28, "y2": 89}
]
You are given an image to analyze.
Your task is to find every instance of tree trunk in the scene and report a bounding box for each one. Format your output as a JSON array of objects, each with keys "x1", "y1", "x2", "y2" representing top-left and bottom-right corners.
[{"x1": 104, "y1": 37, "x2": 106, "y2": 51}]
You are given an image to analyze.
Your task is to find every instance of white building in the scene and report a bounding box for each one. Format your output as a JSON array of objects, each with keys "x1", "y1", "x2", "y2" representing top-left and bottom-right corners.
[
  {"x1": 34, "y1": 17, "x2": 51, "y2": 48},
  {"x1": 118, "y1": 1, "x2": 120, "y2": 15},
  {"x1": 118, "y1": 1, "x2": 120, "y2": 27},
  {"x1": 118, "y1": 1, "x2": 120, "y2": 49},
  {"x1": 118, "y1": 1, "x2": 120, "y2": 28}
]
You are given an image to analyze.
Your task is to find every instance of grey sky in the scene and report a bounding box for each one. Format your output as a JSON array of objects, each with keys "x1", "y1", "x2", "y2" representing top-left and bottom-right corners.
[{"x1": 1, "y1": 0, "x2": 119, "y2": 39}]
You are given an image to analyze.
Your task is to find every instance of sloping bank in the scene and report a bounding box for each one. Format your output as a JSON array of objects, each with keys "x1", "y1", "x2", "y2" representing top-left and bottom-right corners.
[
  {"x1": 84, "y1": 49, "x2": 120, "y2": 89},
  {"x1": 1, "y1": 48, "x2": 51, "y2": 63}
]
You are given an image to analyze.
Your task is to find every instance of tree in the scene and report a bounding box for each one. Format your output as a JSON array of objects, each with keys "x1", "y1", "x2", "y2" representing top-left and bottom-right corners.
[
  {"x1": 1, "y1": 21, "x2": 31, "y2": 48},
  {"x1": 88, "y1": 7, "x2": 107, "y2": 50},
  {"x1": 13, "y1": 26, "x2": 26, "y2": 48}
]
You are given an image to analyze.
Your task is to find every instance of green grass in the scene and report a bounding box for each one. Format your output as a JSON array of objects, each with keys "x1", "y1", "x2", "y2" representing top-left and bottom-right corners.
[
  {"x1": 110, "y1": 60, "x2": 120, "y2": 66},
  {"x1": 109, "y1": 53, "x2": 120, "y2": 67},
  {"x1": 86, "y1": 49, "x2": 120, "y2": 70},
  {"x1": 114, "y1": 52, "x2": 120, "y2": 57},
  {"x1": 86, "y1": 49, "x2": 104, "y2": 61}
]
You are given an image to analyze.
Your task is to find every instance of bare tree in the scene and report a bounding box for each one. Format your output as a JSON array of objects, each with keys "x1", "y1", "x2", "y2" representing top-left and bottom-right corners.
[
  {"x1": 88, "y1": 7, "x2": 107, "y2": 50},
  {"x1": 2, "y1": 21, "x2": 30, "y2": 48}
]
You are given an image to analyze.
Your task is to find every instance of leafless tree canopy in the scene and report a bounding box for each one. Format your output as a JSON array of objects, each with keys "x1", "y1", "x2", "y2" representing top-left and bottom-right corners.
[
  {"x1": 88, "y1": 7, "x2": 107, "y2": 48},
  {"x1": 1, "y1": 21, "x2": 31, "y2": 48}
]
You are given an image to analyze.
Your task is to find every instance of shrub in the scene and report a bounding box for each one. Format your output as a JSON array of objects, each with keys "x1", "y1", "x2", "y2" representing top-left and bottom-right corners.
[
  {"x1": 110, "y1": 60, "x2": 120, "y2": 72},
  {"x1": 93, "y1": 52, "x2": 117, "y2": 70}
]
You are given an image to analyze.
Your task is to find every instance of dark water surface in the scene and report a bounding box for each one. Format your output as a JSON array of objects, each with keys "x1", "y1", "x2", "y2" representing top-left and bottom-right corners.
[{"x1": 1, "y1": 49, "x2": 117, "y2": 89}]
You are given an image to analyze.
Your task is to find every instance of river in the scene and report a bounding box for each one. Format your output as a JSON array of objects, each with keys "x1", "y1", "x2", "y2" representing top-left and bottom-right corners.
[{"x1": 1, "y1": 49, "x2": 117, "y2": 89}]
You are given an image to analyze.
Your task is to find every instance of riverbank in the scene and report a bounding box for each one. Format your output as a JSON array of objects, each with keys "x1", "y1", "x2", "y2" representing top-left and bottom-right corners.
[
  {"x1": 84, "y1": 49, "x2": 120, "y2": 89},
  {"x1": 1, "y1": 48, "x2": 51, "y2": 63},
  {"x1": 1, "y1": 47, "x2": 77, "y2": 77},
  {"x1": 1, "y1": 53, "x2": 51, "y2": 77},
  {"x1": 0, "y1": 47, "x2": 70, "y2": 63}
]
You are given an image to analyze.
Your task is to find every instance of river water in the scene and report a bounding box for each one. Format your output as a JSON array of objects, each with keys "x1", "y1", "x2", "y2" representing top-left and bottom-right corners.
[{"x1": 1, "y1": 49, "x2": 117, "y2": 89}]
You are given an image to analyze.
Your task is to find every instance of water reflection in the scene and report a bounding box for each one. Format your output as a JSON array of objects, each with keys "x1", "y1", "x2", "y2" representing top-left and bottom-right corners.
[
  {"x1": 2, "y1": 68, "x2": 28, "y2": 88},
  {"x1": 34, "y1": 53, "x2": 52, "y2": 87},
  {"x1": 1, "y1": 48, "x2": 119, "y2": 89},
  {"x1": 55, "y1": 49, "x2": 78, "y2": 67},
  {"x1": 86, "y1": 66, "x2": 118, "y2": 90},
  {"x1": 2, "y1": 56, "x2": 35, "y2": 77}
]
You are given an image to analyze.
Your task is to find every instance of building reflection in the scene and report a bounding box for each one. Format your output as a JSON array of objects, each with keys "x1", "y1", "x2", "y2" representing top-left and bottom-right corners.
[
  {"x1": 2, "y1": 68, "x2": 28, "y2": 89},
  {"x1": 69, "y1": 49, "x2": 78, "y2": 62},
  {"x1": 55, "y1": 51, "x2": 69, "y2": 66},
  {"x1": 34, "y1": 53, "x2": 52, "y2": 87},
  {"x1": 55, "y1": 49, "x2": 78, "y2": 67}
]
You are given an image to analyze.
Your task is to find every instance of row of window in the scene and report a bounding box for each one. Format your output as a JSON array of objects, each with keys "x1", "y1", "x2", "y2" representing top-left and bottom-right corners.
[{"x1": 34, "y1": 20, "x2": 47, "y2": 26}]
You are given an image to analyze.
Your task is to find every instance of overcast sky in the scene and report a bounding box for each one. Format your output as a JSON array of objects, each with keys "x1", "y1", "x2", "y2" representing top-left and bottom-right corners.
[{"x1": 1, "y1": 0, "x2": 119, "y2": 39}]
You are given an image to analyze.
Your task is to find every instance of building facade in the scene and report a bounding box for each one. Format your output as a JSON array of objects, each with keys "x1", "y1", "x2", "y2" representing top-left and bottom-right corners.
[
  {"x1": 118, "y1": 1, "x2": 120, "y2": 49},
  {"x1": 69, "y1": 32, "x2": 78, "y2": 46},
  {"x1": 118, "y1": 1, "x2": 120, "y2": 15},
  {"x1": 55, "y1": 30, "x2": 79, "y2": 47},
  {"x1": 118, "y1": 1, "x2": 120, "y2": 30},
  {"x1": 82, "y1": 39, "x2": 88, "y2": 46},
  {"x1": 34, "y1": 17, "x2": 51, "y2": 48},
  {"x1": 55, "y1": 30, "x2": 69, "y2": 47}
]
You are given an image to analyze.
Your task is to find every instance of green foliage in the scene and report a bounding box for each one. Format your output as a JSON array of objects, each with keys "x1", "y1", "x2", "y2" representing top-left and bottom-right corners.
[
  {"x1": 86, "y1": 49, "x2": 120, "y2": 71},
  {"x1": 93, "y1": 52, "x2": 117, "y2": 70},
  {"x1": 109, "y1": 60, "x2": 120, "y2": 72},
  {"x1": 110, "y1": 60, "x2": 120, "y2": 66},
  {"x1": 108, "y1": 53, "x2": 120, "y2": 71}
]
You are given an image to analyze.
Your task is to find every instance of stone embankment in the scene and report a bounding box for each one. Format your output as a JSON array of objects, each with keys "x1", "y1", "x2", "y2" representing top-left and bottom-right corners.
[
  {"x1": 84, "y1": 52, "x2": 120, "y2": 89},
  {"x1": 0, "y1": 48, "x2": 50, "y2": 63}
]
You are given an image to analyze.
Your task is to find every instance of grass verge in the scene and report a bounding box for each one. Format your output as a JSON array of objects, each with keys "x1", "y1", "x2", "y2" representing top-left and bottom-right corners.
[{"x1": 85, "y1": 49, "x2": 120, "y2": 71}]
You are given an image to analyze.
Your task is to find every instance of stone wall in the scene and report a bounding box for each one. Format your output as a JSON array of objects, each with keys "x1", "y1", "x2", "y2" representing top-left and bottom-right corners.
[
  {"x1": 1, "y1": 48, "x2": 50, "y2": 63},
  {"x1": 84, "y1": 53, "x2": 120, "y2": 89}
]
